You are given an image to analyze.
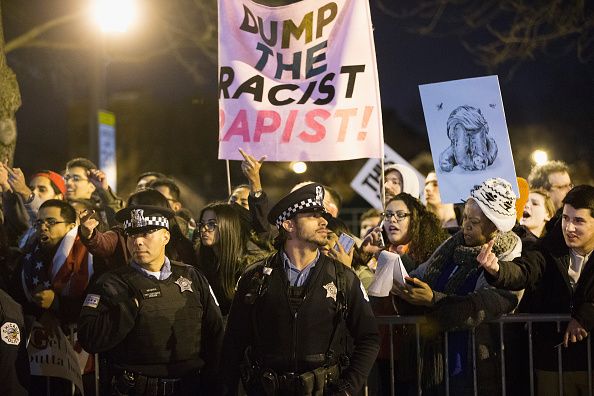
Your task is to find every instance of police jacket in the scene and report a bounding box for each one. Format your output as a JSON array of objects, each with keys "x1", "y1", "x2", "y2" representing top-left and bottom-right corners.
[
  {"x1": 0, "y1": 288, "x2": 29, "y2": 396},
  {"x1": 486, "y1": 220, "x2": 594, "y2": 371},
  {"x1": 78, "y1": 259, "x2": 224, "y2": 380},
  {"x1": 221, "y1": 251, "x2": 380, "y2": 394}
]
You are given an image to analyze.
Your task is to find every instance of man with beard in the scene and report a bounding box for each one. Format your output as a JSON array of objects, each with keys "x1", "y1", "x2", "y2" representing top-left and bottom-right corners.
[
  {"x1": 221, "y1": 183, "x2": 379, "y2": 396},
  {"x1": 6, "y1": 199, "x2": 93, "y2": 394}
]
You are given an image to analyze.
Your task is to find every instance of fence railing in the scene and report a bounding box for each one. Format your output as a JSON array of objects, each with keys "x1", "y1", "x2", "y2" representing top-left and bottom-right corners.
[{"x1": 375, "y1": 314, "x2": 592, "y2": 396}]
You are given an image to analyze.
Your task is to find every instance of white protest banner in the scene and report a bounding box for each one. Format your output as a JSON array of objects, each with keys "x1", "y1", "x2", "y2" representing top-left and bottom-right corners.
[
  {"x1": 28, "y1": 321, "x2": 85, "y2": 394},
  {"x1": 419, "y1": 76, "x2": 519, "y2": 203},
  {"x1": 218, "y1": 0, "x2": 383, "y2": 161},
  {"x1": 350, "y1": 144, "x2": 425, "y2": 209}
]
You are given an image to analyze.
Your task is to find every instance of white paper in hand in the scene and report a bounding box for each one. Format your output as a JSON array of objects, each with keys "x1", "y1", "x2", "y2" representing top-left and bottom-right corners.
[
  {"x1": 368, "y1": 251, "x2": 397, "y2": 297},
  {"x1": 391, "y1": 252, "x2": 410, "y2": 286}
]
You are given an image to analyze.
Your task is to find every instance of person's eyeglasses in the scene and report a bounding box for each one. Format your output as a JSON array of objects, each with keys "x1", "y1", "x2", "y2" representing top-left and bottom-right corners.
[
  {"x1": 550, "y1": 183, "x2": 573, "y2": 191},
  {"x1": 34, "y1": 218, "x2": 69, "y2": 228},
  {"x1": 198, "y1": 221, "x2": 218, "y2": 232},
  {"x1": 381, "y1": 211, "x2": 411, "y2": 222},
  {"x1": 64, "y1": 175, "x2": 88, "y2": 183}
]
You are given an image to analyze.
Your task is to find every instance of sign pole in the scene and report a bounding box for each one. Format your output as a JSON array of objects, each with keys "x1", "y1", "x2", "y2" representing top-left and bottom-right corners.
[{"x1": 225, "y1": 160, "x2": 232, "y2": 196}]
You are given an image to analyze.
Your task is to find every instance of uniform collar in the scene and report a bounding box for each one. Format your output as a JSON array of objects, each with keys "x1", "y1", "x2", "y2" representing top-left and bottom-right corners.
[{"x1": 131, "y1": 256, "x2": 172, "y2": 280}]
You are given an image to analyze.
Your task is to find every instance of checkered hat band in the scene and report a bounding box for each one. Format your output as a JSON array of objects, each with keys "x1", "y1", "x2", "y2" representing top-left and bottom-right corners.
[
  {"x1": 275, "y1": 198, "x2": 323, "y2": 228},
  {"x1": 124, "y1": 216, "x2": 169, "y2": 229}
]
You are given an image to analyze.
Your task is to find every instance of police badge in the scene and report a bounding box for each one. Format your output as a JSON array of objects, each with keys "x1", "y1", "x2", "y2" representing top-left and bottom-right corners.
[
  {"x1": 323, "y1": 282, "x2": 338, "y2": 302},
  {"x1": 175, "y1": 276, "x2": 193, "y2": 293},
  {"x1": 315, "y1": 185, "x2": 324, "y2": 205},
  {"x1": 131, "y1": 209, "x2": 146, "y2": 228}
]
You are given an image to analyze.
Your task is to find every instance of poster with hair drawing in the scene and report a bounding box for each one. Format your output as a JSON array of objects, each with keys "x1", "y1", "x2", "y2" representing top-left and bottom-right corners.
[{"x1": 419, "y1": 75, "x2": 518, "y2": 203}]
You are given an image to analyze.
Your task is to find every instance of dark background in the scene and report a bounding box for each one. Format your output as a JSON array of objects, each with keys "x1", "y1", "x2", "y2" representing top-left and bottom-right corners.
[{"x1": 3, "y1": 0, "x2": 593, "y2": 212}]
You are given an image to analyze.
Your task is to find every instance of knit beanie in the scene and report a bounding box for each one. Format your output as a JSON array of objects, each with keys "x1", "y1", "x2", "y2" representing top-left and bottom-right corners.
[
  {"x1": 384, "y1": 164, "x2": 420, "y2": 198},
  {"x1": 469, "y1": 178, "x2": 517, "y2": 232},
  {"x1": 32, "y1": 170, "x2": 66, "y2": 196}
]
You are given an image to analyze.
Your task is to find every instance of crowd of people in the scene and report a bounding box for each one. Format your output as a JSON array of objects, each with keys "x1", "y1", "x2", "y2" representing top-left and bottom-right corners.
[{"x1": 0, "y1": 154, "x2": 592, "y2": 396}]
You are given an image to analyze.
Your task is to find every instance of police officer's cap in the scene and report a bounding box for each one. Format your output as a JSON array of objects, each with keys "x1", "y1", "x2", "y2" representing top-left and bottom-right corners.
[
  {"x1": 267, "y1": 183, "x2": 329, "y2": 228},
  {"x1": 116, "y1": 204, "x2": 175, "y2": 235}
]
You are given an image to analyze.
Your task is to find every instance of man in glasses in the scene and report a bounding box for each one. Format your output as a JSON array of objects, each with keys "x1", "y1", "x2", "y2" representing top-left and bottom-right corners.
[
  {"x1": 528, "y1": 160, "x2": 573, "y2": 211},
  {"x1": 64, "y1": 157, "x2": 124, "y2": 227},
  {"x1": 5, "y1": 199, "x2": 94, "y2": 393},
  {"x1": 78, "y1": 203, "x2": 223, "y2": 395}
]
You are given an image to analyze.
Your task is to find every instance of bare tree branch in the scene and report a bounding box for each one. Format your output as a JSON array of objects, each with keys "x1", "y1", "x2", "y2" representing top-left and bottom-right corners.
[
  {"x1": 375, "y1": 0, "x2": 594, "y2": 70},
  {"x1": 5, "y1": 11, "x2": 82, "y2": 53}
]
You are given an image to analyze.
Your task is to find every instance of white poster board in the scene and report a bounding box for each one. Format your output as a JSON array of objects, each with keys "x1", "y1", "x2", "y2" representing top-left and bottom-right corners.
[
  {"x1": 350, "y1": 144, "x2": 425, "y2": 209},
  {"x1": 419, "y1": 76, "x2": 518, "y2": 203},
  {"x1": 218, "y1": 0, "x2": 383, "y2": 161},
  {"x1": 27, "y1": 321, "x2": 85, "y2": 394}
]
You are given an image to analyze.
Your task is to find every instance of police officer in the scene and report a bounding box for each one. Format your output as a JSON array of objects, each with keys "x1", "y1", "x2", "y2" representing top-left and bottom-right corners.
[
  {"x1": 0, "y1": 287, "x2": 29, "y2": 396},
  {"x1": 221, "y1": 183, "x2": 379, "y2": 395},
  {"x1": 78, "y1": 204, "x2": 224, "y2": 395}
]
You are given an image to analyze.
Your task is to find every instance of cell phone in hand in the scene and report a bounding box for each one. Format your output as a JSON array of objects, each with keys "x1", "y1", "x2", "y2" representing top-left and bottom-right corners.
[{"x1": 334, "y1": 233, "x2": 355, "y2": 254}]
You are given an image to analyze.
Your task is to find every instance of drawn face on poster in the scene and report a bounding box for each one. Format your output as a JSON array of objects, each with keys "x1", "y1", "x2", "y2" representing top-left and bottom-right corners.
[{"x1": 419, "y1": 76, "x2": 518, "y2": 203}]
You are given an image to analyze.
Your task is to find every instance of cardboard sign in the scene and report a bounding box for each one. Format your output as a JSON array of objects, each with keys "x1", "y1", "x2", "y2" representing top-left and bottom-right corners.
[
  {"x1": 350, "y1": 144, "x2": 425, "y2": 209},
  {"x1": 218, "y1": 0, "x2": 383, "y2": 161},
  {"x1": 28, "y1": 321, "x2": 85, "y2": 394},
  {"x1": 419, "y1": 76, "x2": 518, "y2": 203}
]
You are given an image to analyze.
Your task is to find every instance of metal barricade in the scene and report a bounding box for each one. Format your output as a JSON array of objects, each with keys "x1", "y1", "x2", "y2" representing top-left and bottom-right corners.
[{"x1": 375, "y1": 313, "x2": 593, "y2": 396}]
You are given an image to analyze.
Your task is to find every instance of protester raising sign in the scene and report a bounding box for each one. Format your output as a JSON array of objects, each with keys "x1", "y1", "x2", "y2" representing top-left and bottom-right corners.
[
  {"x1": 419, "y1": 76, "x2": 519, "y2": 203},
  {"x1": 218, "y1": 0, "x2": 383, "y2": 161}
]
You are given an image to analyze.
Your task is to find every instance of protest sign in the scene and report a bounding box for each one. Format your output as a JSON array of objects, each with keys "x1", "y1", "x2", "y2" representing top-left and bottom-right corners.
[
  {"x1": 218, "y1": 0, "x2": 383, "y2": 161},
  {"x1": 419, "y1": 76, "x2": 518, "y2": 203},
  {"x1": 28, "y1": 321, "x2": 85, "y2": 394},
  {"x1": 350, "y1": 144, "x2": 425, "y2": 209}
]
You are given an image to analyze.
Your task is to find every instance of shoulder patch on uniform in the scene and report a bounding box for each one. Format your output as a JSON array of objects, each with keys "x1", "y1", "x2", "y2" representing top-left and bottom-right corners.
[
  {"x1": 360, "y1": 282, "x2": 369, "y2": 302},
  {"x1": 1, "y1": 322, "x2": 21, "y2": 345},
  {"x1": 83, "y1": 294, "x2": 101, "y2": 308}
]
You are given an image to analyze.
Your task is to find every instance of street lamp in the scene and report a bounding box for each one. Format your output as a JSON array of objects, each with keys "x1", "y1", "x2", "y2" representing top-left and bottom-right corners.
[
  {"x1": 91, "y1": 0, "x2": 138, "y2": 33},
  {"x1": 291, "y1": 162, "x2": 307, "y2": 174},
  {"x1": 88, "y1": 0, "x2": 138, "y2": 189},
  {"x1": 531, "y1": 149, "x2": 548, "y2": 166}
]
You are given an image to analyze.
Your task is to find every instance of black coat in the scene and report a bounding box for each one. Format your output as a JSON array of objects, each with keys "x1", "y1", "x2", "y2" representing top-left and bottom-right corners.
[
  {"x1": 0, "y1": 288, "x2": 29, "y2": 396},
  {"x1": 221, "y1": 251, "x2": 379, "y2": 394},
  {"x1": 78, "y1": 260, "x2": 224, "y2": 383},
  {"x1": 486, "y1": 221, "x2": 594, "y2": 371}
]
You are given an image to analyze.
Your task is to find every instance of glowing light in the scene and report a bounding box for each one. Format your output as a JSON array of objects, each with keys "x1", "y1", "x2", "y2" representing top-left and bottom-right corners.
[
  {"x1": 531, "y1": 150, "x2": 548, "y2": 166},
  {"x1": 91, "y1": 0, "x2": 138, "y2": 33},
  {"x1": 291, "y1": 162, "x2": 307, "y2": 174}
]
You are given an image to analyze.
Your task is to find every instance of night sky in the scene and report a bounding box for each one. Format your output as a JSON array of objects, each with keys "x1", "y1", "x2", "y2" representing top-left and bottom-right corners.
[{"x1": 6, "y1": 1, "x2": 594, "y2": 199}]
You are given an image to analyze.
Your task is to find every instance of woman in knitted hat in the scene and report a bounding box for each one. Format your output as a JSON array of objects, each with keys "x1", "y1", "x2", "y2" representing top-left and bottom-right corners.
[{"x1": 391, "y1": 178, "x2": 522, "y2": 394}]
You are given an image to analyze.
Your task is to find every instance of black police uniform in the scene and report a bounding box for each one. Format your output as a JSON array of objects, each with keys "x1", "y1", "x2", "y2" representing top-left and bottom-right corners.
[
  {"x1": 0, "y1": 288, "x2": 30, "y2": 396},
  {"x1": 221, "y1": 251, "x2": 380, "y2": 395},
  {"x1": 78, "y1": 259, "x2": 224, "y2": 395}
]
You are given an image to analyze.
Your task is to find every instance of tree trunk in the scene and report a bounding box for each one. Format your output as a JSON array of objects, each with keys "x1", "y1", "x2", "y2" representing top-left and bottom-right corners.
[{"x1": 0, "y1": 4, "x2": 21, "y2": 166}]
